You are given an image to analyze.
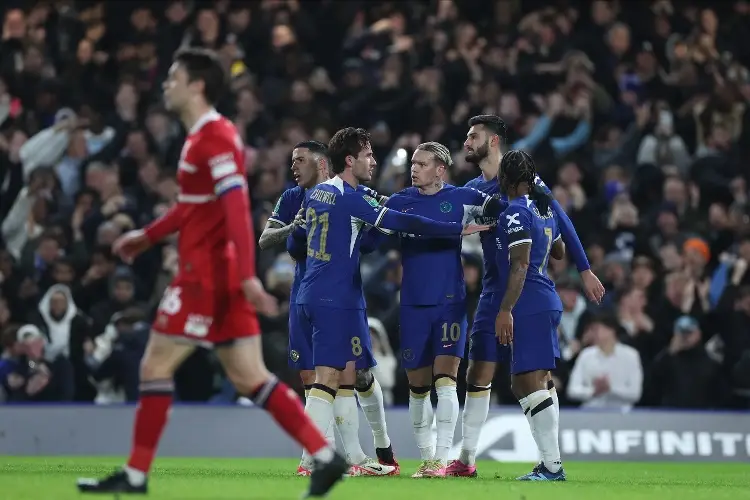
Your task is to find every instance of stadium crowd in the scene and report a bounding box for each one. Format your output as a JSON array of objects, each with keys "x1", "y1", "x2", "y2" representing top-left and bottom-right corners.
[{"x1": 1, "y1": 0, "x2": 749, "y2": 410}]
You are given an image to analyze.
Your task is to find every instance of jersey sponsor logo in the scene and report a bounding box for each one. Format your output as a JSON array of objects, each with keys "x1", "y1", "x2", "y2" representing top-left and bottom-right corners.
[
  {"x1": 363, "y1": 195, "x2": 380, "y2": 208},
  {"x1": 289, "y1": 350, "x2": 300, "y2": 362},
  {"x1": 507, "y1": 225, "x2": 523, "y2": 234},
  {"x1": 440, "y1": 201, "x2": 452, "y2": 213},
  {"x1": 184, "y1": 314, "x2": 213, "y2": 338},
  {"x1": 506, "y1": 213, "x2": 520, "y2": 227}
]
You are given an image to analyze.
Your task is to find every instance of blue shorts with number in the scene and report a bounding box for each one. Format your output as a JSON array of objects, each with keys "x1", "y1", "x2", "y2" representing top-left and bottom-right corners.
[
  {"x1": 288, "y1": 302, "x2": 314, "y2": 370},
  {"x1": 469, "y1": 291, "x2": 510, "y2": 364},
  {"x1": 296, "y1": 304, "x2": 376, "y2": 370},
  {"x1": 510, "y1": 310, "x2": 562, "y2": 375},
  {"x1": 399, "y1": 302, "x2": 467, "y2": 370}
]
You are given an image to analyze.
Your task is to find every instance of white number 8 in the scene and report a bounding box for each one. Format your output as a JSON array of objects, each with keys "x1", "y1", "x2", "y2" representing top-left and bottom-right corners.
[{"x1": 159, "y1": 287, "x2": 182, "y2": 315}]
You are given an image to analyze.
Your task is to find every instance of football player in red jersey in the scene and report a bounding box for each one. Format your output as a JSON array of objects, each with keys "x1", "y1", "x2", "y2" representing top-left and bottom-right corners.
[{"x1": 77, "y1": 48, "x2": 348, "y2": 498}]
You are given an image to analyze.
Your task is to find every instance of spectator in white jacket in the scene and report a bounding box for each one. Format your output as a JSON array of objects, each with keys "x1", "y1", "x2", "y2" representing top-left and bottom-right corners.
[
  {"x1": 367, "y1": 317, "x2": 397, "y2": 405},
  {"x1": 567, "y1": 315, "x2": 643, "y2": 409}
]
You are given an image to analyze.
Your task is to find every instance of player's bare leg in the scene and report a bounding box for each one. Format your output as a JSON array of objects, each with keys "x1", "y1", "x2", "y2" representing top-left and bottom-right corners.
[
  {"x1": 447, "y1": 360, "x2": 495, "y2": 477},
  {"x1": 512, "y1": 370, "x2": 564, "y2": 481},
  {"x1": 218, "y1": 337, "x2": 347, "y2": 497},
  {"x1": 298, "y1": 369, "x2": 336, "y2": 476},
  {"x1": 355, "y1": 368, "x2": 400, "y2": 473},
  {"x1": 77, "y1": 333, "x2": 195, "y2": 494},
  {"x1": 336, "y1": 364, "x2": 397, "y2": 477}
]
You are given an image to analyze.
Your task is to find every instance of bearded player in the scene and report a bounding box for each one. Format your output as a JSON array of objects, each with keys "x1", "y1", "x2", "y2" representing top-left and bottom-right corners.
[
  {"x1": 446, "y1": 115, "x2": 605, "y2": 478},
  {"x1": 260, "y1": 141, "x2": 400, "y2": 476},
  {"x1": 76, "y1": 49, "x2": 347, "y2": 498}
]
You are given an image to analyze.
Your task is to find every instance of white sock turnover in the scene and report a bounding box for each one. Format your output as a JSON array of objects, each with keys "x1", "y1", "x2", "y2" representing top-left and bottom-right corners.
[
  {"x1": 334, "y1": 386, "x2": 367, "y2": 465},
  {"x1": 459, "y1": 384, "x2": 491, "y2": 466},
  {"x1": 522, "y1": 389, "x2": 561, "y2": 473},
  {"x1": 434, "y1": 377, "x2": 459, "y2": 464},
  {"x1": 408, "y1": 386, "x2": 434, "y2": 460},
  {"x1": 356, "y1": 376, "x2": 391, "y2": 449}
]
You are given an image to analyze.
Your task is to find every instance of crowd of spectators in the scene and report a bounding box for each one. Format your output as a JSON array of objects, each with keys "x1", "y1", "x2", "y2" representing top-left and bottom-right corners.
[{"x1": 1, "y1": 0, "x2": 750, "y2": 410}]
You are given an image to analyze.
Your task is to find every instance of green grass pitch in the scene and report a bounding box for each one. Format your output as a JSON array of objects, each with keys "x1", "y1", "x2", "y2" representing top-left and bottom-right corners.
[{"x1": 1, "y1": 457, "x2": 747, "y2": 499}]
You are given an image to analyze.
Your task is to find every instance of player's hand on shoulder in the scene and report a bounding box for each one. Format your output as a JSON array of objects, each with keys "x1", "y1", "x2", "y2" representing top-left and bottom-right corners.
[
  {"x1": 112, "y1": 230, "x2": 150, "y2": 264},
  {"x1": 241, "y1": 277, "x2": 279, "y2": 317},
  {"x1": 461, "y1": 223, "x2": 493, "y2": 235},
  {"x1": 293, "y1": 208, "x2": 306, "y2": 227}
]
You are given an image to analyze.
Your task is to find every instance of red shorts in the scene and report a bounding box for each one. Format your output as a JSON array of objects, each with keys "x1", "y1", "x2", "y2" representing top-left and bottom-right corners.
[{"x1": 153, "y1": 278, "x2": 260, "y2": 347}]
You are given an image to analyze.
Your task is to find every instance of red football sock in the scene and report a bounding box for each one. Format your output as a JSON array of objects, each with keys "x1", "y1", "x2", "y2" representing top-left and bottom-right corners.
[
  {"x1": 126, "y1": 380, "x2": 174, "y2": 473},
  {"x1": 252, "y1": 378, "x2": 328, "y2": 455}
]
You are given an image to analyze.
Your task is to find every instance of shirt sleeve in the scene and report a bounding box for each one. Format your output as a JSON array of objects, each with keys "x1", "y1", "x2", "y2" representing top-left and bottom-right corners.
[
  {"x1": 534, "y1": 175, "x2": 552, "y2": 195},
  {"x1": 504, "y1": 206, "x2": 533, "y2": 249},
  {"x1": 202, "y1": 133, "x2": 255, "y2": 280},
  {"x1": 286, "y1": 229, "x2": 307, "y2": 261},
  {"x1": 268, "y1": 190, "x2": 293, "y2": 226},
  {"x1": 341, "y1": 192, "x2": 462, "y2": 238},
  {"x1": 551, "y1": 199, "x2": 590, "y2": 272}
]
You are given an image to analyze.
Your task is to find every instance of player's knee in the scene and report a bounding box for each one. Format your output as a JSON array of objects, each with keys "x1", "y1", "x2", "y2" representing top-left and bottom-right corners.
[
  {"x1": 139, "y1": 356, "x2": 174, "y2": 381},
  {"x1": 314, "y1": 366, "x2": 341, "y2": 389},
  {"x1": 299, "y1": 370, "x2": 316, "y2": 387},
  {"x1": 354, "y1": 369, "x2": 373, "y2": 392},
  {"x1": 466, "y1": 362, "x2": 494, "y2": 387}
]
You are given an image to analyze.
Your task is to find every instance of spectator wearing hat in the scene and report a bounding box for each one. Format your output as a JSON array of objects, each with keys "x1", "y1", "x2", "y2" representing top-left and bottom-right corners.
[
  {"x1": 646, "y1": 316, "x2": 723, "y2": 408},
  {"x1": 567, "y1": 314, "x2": 643, "y2": 409},
  {"x1": 4, "y1": 324, "x2": 74, "y2": 402}
]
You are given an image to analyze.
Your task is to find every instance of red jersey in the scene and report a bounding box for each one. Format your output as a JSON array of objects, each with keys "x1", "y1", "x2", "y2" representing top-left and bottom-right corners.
[{"x1": 144, "y1": 109, "x2": 255, "y2": 293}]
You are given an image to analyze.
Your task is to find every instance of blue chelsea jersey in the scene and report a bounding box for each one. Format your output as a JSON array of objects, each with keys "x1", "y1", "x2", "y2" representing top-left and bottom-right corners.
[
  {"x1": 496, "y1": 196, "x2": 563, "y2": 316},
  {"x1": 271, "y1": 183, "x2": 382, "y2": 304},
  {"x1": 385, "y1": 184, "x2": 499, "y2": 305},
  {"x1": 464, "y1": 173, "x2": 552, "y2": 292},
  {"x1": 295, "y1": 177, "x2": 464, "y2": 309}
]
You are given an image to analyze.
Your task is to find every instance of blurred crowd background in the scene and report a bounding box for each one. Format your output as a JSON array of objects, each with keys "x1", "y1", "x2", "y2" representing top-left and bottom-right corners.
[{"x1": 1, "y1": 0, "x2": 750, "y2": 410}]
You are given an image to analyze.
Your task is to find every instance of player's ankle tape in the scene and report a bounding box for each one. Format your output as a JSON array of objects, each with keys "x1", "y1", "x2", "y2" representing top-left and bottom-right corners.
[
  {"x1": 409, "y1": 385, "x2": 431, "y2": 399},
  {"x1": 139, "y1": 379, "x2": 174, "y2": 395},
  {"x1": 433, "y1": 374, "x2": 457, "y2": 388},
  {"x1": 310, "y1": 383, "x2": 337, "y2": 403}
]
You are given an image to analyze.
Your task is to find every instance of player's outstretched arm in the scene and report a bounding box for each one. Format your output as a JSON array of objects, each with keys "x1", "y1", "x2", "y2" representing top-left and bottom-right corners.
[
  {"x1": 259, "y1": 220, "x2": 297, "y2": 250},
  {"x1": 143, "y1": 203, "x2": 187, "y2": 244},
  {"x1": 360, "y1": 228, "x2": 388, "y2": 254},
  {"x1": 550, "y1": 199, "x2": 604, "y2": 304},
  {"x1": 550, "y1": 199, "x2": 588, "y2": 271},
  {"x1": 260, "y1": 207, "x2": 305, "y2": 250}
]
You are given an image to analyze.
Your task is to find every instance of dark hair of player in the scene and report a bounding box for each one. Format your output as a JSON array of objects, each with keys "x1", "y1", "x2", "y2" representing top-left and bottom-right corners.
[
  {"x1": 327, "y1": 127, "x2": 371, "y2": 175},
  {"x1": 294, "y1": 140, "x2": 328, "y2": 156},
  {"x1": 499, "y1": 150, "x2": 551, "y2": 214},
  {"x1": 468, "y1": 114, "x2": 508, "y2": 141},
  {"x1": 174, "y1": 48, "x2": 227, "y2": 106}
]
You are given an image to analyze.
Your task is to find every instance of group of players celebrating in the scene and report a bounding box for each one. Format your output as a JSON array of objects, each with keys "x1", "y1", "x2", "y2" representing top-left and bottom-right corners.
[{"x1": 75, "y1": 47, "x2": 605, "y2": 498}]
